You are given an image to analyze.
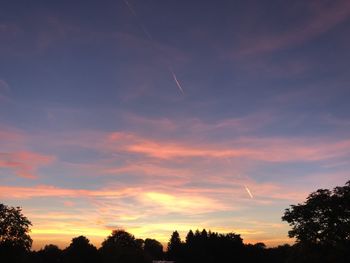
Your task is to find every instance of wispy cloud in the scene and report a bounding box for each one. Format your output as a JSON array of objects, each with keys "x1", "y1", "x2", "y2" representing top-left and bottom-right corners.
[
  {"x1": 106, "y1": 131, "x2": 350, "y2": 162},
  {"x1": 0, "y1": 79, "x2": 11, "y2": 101},
  {"x1": 236, "y1": 0, "x2": 350, "y2": 55},
  {"x1": 0, "y1": 79, "x2": 10, "y2": 91},
  {"x1": 0, "y1": 128, "x2": 55, "y2": 179},
  {"x1": 0, "y1": 184, "x2": 137, "y2": 199},
  {"x1": 0, "y1": 151, "x2": 54, "y2": 179}
]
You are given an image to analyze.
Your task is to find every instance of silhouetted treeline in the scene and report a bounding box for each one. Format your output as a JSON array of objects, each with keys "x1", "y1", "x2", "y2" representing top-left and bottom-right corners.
[
  {"x1": 0, "y1": 228, "x2": 333, "y2": 263},
  {"x1": 166, "y1": 229, "x2": 296, "y2": 263},
  {"x1": 0, "y1": 228, "x2": 290, "y2": 263},
  {"x1": 1, "y1": 228, "x2": 350, "y2": 263},
  {"x1": 1, "y1": 181, "x2": 350, "y2": 263}
]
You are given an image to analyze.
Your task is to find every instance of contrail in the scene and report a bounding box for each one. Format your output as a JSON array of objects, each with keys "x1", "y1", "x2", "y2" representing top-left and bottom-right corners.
[
  {"x1": 139, "y1": 24, "x2": 154, "y2": 41},
  {"x1": 244, "y1": 185, "x2": 254, "y2": 199},
  {"x1": 121, "y1": 0, "x2": 184, "y2": 95},
  {"x1": 170, "y1": 69, "x2": 185, "y2": 95},
  {"x1": 122, "y1": 0, "x2": 153, "y2": 41},
  {"x1": 122, "y1": 0, "x2": 137, "y2": 17}
]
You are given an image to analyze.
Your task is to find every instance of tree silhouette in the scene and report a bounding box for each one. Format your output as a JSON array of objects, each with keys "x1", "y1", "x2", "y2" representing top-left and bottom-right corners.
[
  {"x1": 0, "y1": 203, "x2": 32, "y2": 263},
  {"x1": 0, "y1": 203, "x2": 32, "y2": 250},
  {"x1": 282, "y1": 181, "x2": 350, "y2": 262},
  {"x1": 282, "y1": 181, "x2": 350, "y2": 245},
  {"x1": 37, "y1": 244, "x2": 63, "y2": 263},
  {"x1": 99, "y1": 229, "x2": 149, "y2": 263},
  {"x1": 178, "y1": 229, "x2": 245, "y2": 263},
  {"x1": 144, "y1": 238, "x2": 163, "y2": 260},
  {"x1": 167, "y1": 230, "x2": 183, "y2": 261},
  {"x1": 63, "y1": 236, "x2": 98, "y2": 263},
  {"x1": 185, "y1": 230, "x2": 194, "y2": 245}
]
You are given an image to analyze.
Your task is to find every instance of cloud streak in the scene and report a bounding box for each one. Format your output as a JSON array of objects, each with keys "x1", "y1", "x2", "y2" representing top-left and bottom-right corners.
[
  {"x1": 236, "y1": 0, "x2": 350, "y2": 55},
  {"x1": 106, "y1": 131, "x2": 350, "y2": 162},
  {"x1": 0, "y1": 151, "x2": 54, "y2": 179}
]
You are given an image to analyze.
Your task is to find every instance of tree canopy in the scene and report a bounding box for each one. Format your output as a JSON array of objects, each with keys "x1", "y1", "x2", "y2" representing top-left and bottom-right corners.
[
  {"x1": 100, "y1": 229, "x2": 148, "y2": 263},
  {"x1": 64, "y1": 236, "x2": 98, "y2": 263},
  {"x1": 0, "y1": 203, "x2": 32, "y2": 251},
  {"x1": 167, "y1": 230, "x2": 182, "y2": 261},
  {"x1": 144, "y1": 238, "x2": 163, "y2": 260},
  {"x1": 282, "y1": 181, "x2": 350, "y2": 246}
]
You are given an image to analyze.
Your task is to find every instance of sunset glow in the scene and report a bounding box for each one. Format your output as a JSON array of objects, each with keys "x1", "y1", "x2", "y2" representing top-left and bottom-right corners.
[{"x1": 1, "y1": 0, "x2": 350, "y2": 250}]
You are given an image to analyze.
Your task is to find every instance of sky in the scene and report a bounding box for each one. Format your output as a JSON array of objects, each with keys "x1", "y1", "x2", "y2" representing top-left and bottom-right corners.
[{"x1": 1, "y1": 0, "x2": 350, "y2": 250}]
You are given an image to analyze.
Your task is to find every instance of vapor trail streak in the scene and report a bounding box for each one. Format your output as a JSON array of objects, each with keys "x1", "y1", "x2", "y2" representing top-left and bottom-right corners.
[
  {"x1": 122, "y1": 0, "x2": 137, "y2": 17},
  {"x1": 140, "y1": 24, "x2": 154, "y2": 41},
  {"x1": 171, "y1": 70, "x2": 185, "y2": 95},
  {"x1": 122, "y1": 0, "x2": 185, "y2": 95},
  {"x1": 244, "y1": 185, "x2": 254, "y2": 199},
  {"x1": 122, "y1": 0, "x2": 153, "y2": 41}
]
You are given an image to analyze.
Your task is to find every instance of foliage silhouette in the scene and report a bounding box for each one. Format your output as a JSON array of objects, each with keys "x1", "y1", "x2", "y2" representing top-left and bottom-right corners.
[
  {"x1": 0, "y1": 203, "x2": 32, "y2": 263},
  {"x1": 167, "y1": 230, "x2": 183, "y2": 262},
  {"x1": 36, "y1": 244, "x2": 63, "y2": 263},
  {"x1": 0, "y1": 203, "x2": 32, "y2": 250},
  {"x1": 63, "y1": 236, "x2": 99, "y2": 263},
  {"x1": 282, "y1": 180, "x2": 350, "y2": 262},
  {"x1": 99, "y1": 229, "x2": 149, "y2": 263},
  {"x1": 144, "y1": 238, "x2": 163, "y2": 260},
  {"x1": 181, "y1": 229, "x2": 244, "y2": 263}
]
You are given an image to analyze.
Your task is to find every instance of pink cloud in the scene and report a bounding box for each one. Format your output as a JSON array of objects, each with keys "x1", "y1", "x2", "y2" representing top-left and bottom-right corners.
[
  {"x1": 0, "y1": 151, "x2": 55, "y2": 179},
  {"x1": 0, "y1": 127, "x2": 55, "y2": 178},
  {"x1": 0, "y1": 127, "x2": 24, "y2": 142},
  {"x1": 0, "y1": 184, "x2": 138, "y2": 199},
  {"x1": 106, "y1": 131, "x2": 350, "y2": 162}
]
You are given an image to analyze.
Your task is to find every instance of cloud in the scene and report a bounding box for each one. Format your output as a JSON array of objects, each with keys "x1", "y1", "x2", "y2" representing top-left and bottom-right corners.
[
  {"x1": 236, "y1": 0, "x2": 350, "y2": 55},
  {"x1": 1, "y1": 120, "x2": 348, "y2": 249},
  {"x1": 0, "y1": 184, "x2": 137, "y2": 199},
  {"x1": 0, "y1": 151, "x2": 55, "y2": 179},
  {"x1": 0, "y1": 79, "x2": 11, "y2": 101},
  {"x1": 0, "y1": 79, "x2": 10, "y2": 91},
  {"x1": 0, "y1": 127, "x2": 55, "y2": 178},
  {"x1": 106, "y1": 131, "x2": 350, "y2": 162},
  {"x1": 140, "y1": 191, "x2": 228, "y2": 214},
  {"x1": 0, "y1": 127, "x2": 24, "y2": 142},
  {"x1": 124, "y1": 112, "x2": 274, "y2": 135}
]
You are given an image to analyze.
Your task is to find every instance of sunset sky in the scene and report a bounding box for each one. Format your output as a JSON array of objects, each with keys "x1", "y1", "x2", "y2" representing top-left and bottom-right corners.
[{"x1": 1, "y1": 0, "x2": 350, "y2": 250}]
